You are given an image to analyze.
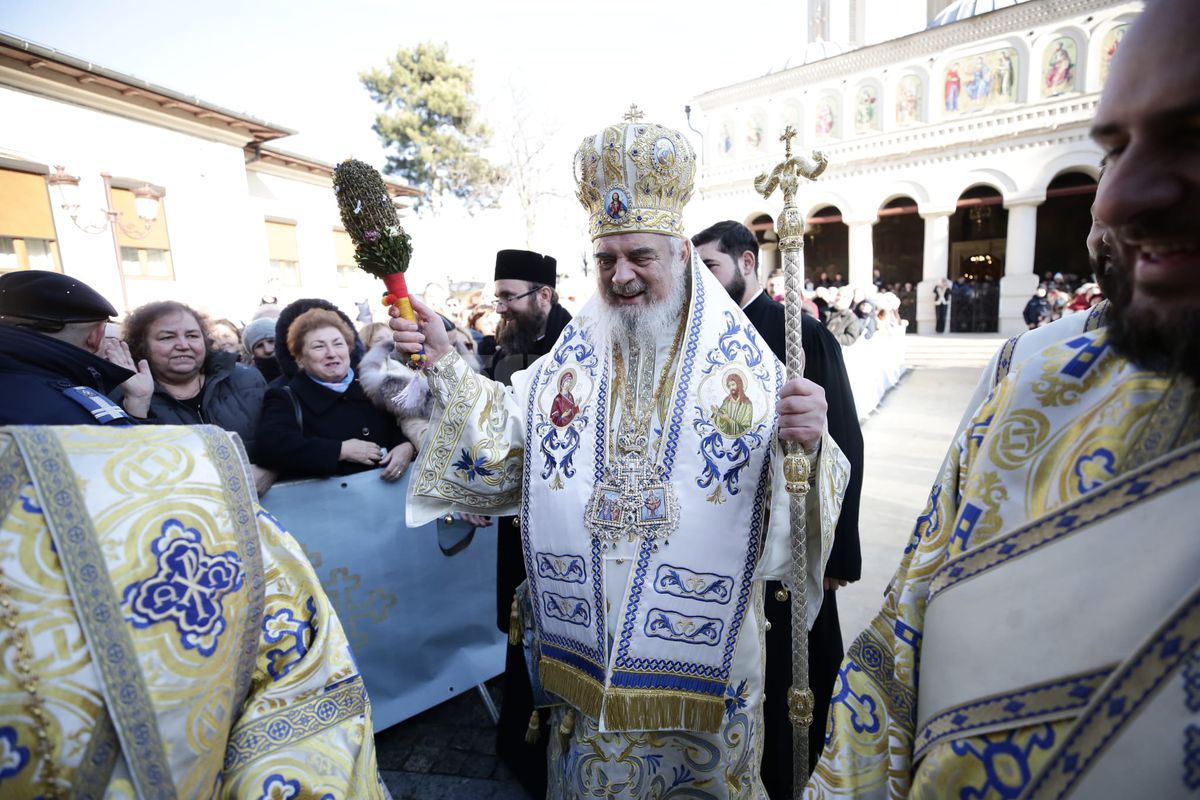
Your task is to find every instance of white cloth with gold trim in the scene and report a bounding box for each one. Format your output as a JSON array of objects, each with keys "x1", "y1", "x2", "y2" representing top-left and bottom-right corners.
[
  {"x1": 408, "y1": 257, "x2": 848, "y2": 797},
  {"x1": 805, "y1": 327, "x2": 1200, "y2": 800}
]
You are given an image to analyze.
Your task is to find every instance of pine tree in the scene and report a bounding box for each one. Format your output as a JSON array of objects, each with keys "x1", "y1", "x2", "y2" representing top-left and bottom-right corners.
[{"x1": 361, "y1": 42, "x2": 506, "y2": 211}]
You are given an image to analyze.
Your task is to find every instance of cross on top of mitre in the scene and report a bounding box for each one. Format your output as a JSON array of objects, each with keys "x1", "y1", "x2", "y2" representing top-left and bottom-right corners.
[
  {"x1": 780, "y1": 125, "x2": 798, "y2": 158},
  {"x1": 623, "y1": 103, "x2": 645, "y2": 123}
]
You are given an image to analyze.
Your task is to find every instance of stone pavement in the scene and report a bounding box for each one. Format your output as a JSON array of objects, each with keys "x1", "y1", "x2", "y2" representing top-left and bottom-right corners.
[
  {"x1": 377, "y1": 677, "x2": 529, "y2": 799},
  {"x1": 373, "y1": 332, "x2": 1004, "y2": 799},
  {"x1": 836, "y1": 333, "x2": 1004, "y2": 644}
]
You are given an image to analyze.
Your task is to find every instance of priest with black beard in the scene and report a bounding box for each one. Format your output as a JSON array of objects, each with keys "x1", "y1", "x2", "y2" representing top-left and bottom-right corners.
[
  {"x1": 486, "y1": 248, "x2": 571, "y2": 798},
  {"x1": 693, "y1": 220, "x2": 864, "y2": 796},
  {"x1": 487, "y1": 249, "x2": 573, "y2": 385}
]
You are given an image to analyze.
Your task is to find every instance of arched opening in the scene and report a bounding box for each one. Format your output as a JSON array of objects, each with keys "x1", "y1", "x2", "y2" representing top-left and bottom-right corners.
[
  {"x1": 746, "y1": 213, "x2": 779, "y2": 287},
  {"x1": 949, "y1": 185, "x2": 1008, "y2": 332},
  {"x1": 804, "y1": 205, "x2": 848, "y2": 286},
  {"x1": 1034, "y1": 171, "x2": 1096, "y2": 286},
  {"x1": 873, "y1": 196, "x2": 924, "y2": 331}
]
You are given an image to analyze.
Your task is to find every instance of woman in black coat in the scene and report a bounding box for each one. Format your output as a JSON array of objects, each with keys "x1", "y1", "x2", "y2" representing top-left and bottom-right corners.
[{"x1": 255, "y1": 308, "x2": 413, "y2": 480}]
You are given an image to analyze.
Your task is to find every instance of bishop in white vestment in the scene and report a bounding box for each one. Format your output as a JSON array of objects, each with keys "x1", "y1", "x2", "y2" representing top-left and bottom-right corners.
[{"x1": 397, "y1": 113, "x2": 849, "y2": 799}]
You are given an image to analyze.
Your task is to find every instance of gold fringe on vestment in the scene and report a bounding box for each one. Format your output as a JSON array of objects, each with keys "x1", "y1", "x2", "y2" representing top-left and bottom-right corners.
[
  {"x1": 601, "y1": 688, "x2": 725, "y2": 734},
  {"x1": 538, "y1": 658, "x2": 603, "y2": 721}
]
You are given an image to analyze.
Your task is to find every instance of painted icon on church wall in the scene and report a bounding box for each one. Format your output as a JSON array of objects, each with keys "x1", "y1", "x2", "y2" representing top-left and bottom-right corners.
[
  {"x1": 1042, "y1": 36, "x2": 1077, "y2": 97},
  {"x1": 815, "y1": 95, "x2": 838, "y2": 138},
  {"x1": 1100, "y1": 25, "x2": 1127, "y2": 85},
  {"x1": 896, "y1": 75, "x2": 923, "y2": 124},
  {"x1": 746, "y1": 114, "x2": 766, "y2": 151},
  {"x1": 855, "y1": 85, "x2": 879, "y2": 132},
  {"x1": 719, "y1": 121, "x2": 733, "y2": 157},
  {"x1": 945, "y1": 48, "x2": 1018, "y2": 114}
]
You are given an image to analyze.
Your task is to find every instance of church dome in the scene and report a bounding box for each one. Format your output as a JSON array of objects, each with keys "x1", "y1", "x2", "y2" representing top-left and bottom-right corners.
[{"x1": 928, "y1": 0, "x2": 1028, "y2": 29}]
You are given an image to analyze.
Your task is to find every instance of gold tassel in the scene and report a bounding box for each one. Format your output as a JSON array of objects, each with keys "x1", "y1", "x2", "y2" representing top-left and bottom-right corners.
[
  {"x1": 557, "y1": 708, "x2": 576, "y2": 752},
  {"x1": 508, "y1": 595, "x2": 521, "y2": 646},
  {"x1": 524, "y1": 710, "x2": 540, "y2": 744}
]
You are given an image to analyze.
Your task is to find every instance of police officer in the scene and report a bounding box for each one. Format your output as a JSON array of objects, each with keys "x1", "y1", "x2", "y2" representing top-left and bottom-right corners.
[{"x1": 0, "y1": 270, "x2": 151, "y2": 424}]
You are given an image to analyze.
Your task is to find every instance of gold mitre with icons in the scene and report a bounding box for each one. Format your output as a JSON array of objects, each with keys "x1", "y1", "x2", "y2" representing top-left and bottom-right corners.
[{"x1": 574, "y1": 104, "x2": 697, "y2": 240}]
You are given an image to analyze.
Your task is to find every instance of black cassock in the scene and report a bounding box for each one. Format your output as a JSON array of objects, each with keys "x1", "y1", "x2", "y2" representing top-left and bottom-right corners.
[
  {"x1": 742, "y1": 291, "x2": 865, "y2": 798},
  {"x1": 491, "y1": 303, "x2": 572, "y2": 799}
]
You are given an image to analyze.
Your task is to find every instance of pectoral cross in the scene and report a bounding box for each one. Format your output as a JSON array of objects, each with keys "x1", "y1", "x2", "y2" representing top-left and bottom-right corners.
[{"x1": 585, "y1": 448, "x2": 679, "y2": 552}]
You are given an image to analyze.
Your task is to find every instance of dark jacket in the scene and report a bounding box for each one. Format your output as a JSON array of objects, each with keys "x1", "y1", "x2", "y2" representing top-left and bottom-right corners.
[
  {"x1": 127, "y1": 351, "x2": 266, "y2": 453},
  {"x1": 1023, "y1": 295, "x2": 1050, "y2": 326},
  {"x1": 255, "y1": 370, "x2": 405, "y2": 479},
  {"x1": 742, "y1": 290, "x2": 865, "y2": 796},
  {"x1": 486, "y1": 303, "x2": 572, "y2": 385},
  {"x1": 742, "y1": 291, "x2": 863, "y2": 581},
  {"x1": 271, "y1": 299, "x2": 365, "y2": 388},
  {"x1": 0, "y1": 324, "x2": 134, "y2": 425}
]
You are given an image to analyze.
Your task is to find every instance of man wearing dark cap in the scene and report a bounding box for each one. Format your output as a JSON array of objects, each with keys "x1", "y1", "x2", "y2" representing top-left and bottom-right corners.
[
  {"x1": 487, "y1": 248, "x2": 570, "y2": 798},
  {"x1": 488, "y1": 248, "x2": 572, "y2": 385},
  {"x1": 0, "y1": 270, "x2": 151, "y2": 424}
]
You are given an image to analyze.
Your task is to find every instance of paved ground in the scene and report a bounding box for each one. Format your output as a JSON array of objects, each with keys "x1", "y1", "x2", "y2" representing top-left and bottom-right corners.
[
  {"x1": 836, "y1": 333, "x2": 1004, "y2": 643},
  {"x1": 374, "y1": 332, "x2": 1004, "y2": 799}
]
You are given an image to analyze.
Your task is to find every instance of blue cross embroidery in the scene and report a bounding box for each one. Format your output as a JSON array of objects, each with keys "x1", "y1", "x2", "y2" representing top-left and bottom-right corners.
[
  {"x1": 1060, "y1": 335, "x2": 1109, "y2": 379},
  {"x1": 122, "y1": 519, "x2": 244, "y2": 657}
]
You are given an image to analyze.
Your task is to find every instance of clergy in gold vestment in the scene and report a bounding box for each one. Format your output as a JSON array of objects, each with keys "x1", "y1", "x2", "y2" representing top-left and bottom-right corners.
[
  {"x1": 806, "y1": 3, "x2": 1200, "y2": 797},
  {"x1": 0, "y1": 425, "x2": 386, "y2": 798},
  {"x1": 393, "y1": 112, "x2": 848, "y2": 799}
]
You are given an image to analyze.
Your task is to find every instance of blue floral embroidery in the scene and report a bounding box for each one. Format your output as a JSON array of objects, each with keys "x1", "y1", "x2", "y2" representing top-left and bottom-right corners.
[
  {"x1": 724, "y1": 679, "x2": 748, "y2": 721},
  {"x1": 256, "y1": 774, "x2": 301, "y2": 800},
  {"x1": 0, "y1": 726, "x2": 30, "y2": 780},
  {"x1": 535, "y1": 552, "x2": 586, "y2": 584},
  {"x1": 452, "y1": 449, "x2": 494, "y2": 481},
  {"x1": 654, "y1": 564, "x2": 734, "y2": 604},
  {"x1": 702, "y1": 312, "x2": 766, "y2": 376},
  {"x1": 1074, "y1": 448, "x2": 1116, "y2": 494},
  {"x1": 693, "y1": 416, "x2": 764, "y2": 503},
  {"x1": 644, "y1": 608, "x2": 722, "y2": 646},
  {"x1": 829, "y1": 663, "x2": 882, "y2": 735},
  {"x1": 263, "y1": 597, "x2": 317, "y2": 681},
  {"x1": 542, "y1": 592, "x2": 591, "y2": 627},
  {"x1": 535, "y1": 423, "x2": 584, "y2": 485},
  {"x1": 670, "y1": 764, "x2": 695, "y2": 787},
  {"x1": 950, "y1": 725, "x2": 1056, "y2": 800},
  {"x1": 122, "y1": 518, "x2": 243, "y2": 657}
]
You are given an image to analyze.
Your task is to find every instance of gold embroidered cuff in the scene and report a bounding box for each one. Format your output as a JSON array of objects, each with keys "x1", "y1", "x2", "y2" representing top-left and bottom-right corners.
[{"x1": 425, "y1": 349, "x2": 464, "y2": 407}]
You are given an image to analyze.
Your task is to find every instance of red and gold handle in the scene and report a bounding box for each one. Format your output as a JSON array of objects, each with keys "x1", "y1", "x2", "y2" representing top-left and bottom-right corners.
[{"x1": 381, "y1": 272, "x2": 427, "y2": 368}]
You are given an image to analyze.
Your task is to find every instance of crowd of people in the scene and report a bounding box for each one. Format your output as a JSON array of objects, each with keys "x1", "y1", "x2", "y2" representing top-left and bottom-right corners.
[{"x1": 0, "y1": 3, "x2": 1195, "y2": 796}]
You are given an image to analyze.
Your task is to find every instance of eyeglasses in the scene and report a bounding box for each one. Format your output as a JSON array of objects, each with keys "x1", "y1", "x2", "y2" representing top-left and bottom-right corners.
[{"x1": 494, "y1": 286, "x2": 542, "y2": 306}]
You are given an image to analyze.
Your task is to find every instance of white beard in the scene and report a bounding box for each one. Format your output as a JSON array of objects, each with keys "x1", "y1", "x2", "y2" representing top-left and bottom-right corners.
[{"x1": 591, "y1": 262, "x2": 689, "y2": 351}]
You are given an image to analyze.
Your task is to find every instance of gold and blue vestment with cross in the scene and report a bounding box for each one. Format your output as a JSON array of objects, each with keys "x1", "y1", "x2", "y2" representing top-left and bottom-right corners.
[
  {"x1": 805, "y1": 327, "x2": 1200, "y2": 800},
  {"x1": 0, "y1": 425, "x2": 386, "y2": 798}
]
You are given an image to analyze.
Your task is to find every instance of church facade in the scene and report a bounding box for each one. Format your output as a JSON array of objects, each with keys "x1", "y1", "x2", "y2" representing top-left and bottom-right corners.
[{"x1": 692, "y1": 0, "x2": 1140, "y2": 334}]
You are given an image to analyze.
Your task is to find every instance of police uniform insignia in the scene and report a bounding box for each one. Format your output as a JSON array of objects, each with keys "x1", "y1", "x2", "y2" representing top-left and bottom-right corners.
[{"x1": 63, "y1": 386, "x2": 134, "y2": 424}]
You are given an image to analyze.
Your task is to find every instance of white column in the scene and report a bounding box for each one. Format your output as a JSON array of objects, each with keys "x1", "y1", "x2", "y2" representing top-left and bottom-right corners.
[
  {"x1": 847, "y1": 219, "x2": 875, "y2": 289},
  {"x1": 916, "y1": 211, "x2": 952, "y2": 335},
  {"x1": 999, "y1": 201, "x2": 1041, "y2": 335}
]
